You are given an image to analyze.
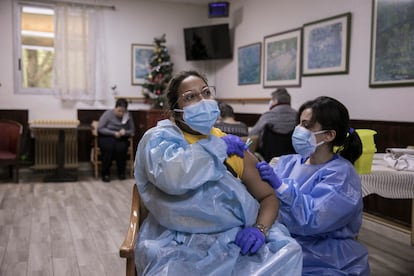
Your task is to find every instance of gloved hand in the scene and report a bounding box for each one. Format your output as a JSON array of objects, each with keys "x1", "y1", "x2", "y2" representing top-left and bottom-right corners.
[
  {"x1": 221, "y1": 134, "x2": 247, "y2": 158},
  {"x1": 256, "y1": 161, "x2": 282, "y2": 189},
  {"x1": 235, "y1": 226, "x2": 265, "y2": 255}
]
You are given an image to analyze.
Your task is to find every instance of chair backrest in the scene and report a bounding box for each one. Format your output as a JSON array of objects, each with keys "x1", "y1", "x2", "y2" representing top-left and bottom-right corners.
[
  {"x1": 119, "y1": 184, "x2": 148, "y2": 276},
  {"x1": 258, "y1": 124, "x2": 295, "y2": 162},
  {"x1": 0, "y1": 119, "x2": 23, "y2": 156}
]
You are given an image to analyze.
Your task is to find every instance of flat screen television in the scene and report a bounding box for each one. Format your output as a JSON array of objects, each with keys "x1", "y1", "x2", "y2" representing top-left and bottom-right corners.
[
  {"x1": 184, "y1": 23, "x2": 232, "y2": 61},
  {"x1": 208, "y1": 2, "x2": 229, "y2": 18}
]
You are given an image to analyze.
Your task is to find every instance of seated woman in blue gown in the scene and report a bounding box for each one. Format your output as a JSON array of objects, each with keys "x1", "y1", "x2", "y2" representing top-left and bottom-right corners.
[
  {"x1": 257, "y1": 96, "x2": 370, "y2": 275},
  {"x1": 133, "y1": 70, "x2": 303, "y2": 275}
]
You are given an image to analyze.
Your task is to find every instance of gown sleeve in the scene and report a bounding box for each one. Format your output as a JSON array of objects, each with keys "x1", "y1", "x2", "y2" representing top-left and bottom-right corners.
[{"x1": 275, "y1": 157, "x2": 362, "y2": 236}]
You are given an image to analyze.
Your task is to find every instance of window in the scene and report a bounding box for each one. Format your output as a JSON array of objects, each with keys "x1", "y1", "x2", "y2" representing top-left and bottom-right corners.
[
  {"x1": 14, "y1": 1, "x2": 108, "y2": 100},
  {"x1": 15, "y1": 3, "x2": 55, "y2": 94}
]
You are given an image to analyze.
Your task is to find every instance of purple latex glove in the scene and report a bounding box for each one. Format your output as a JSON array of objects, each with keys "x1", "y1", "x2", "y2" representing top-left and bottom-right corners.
[
  {"x1": 235, "y1": 226, "x2": 265, "y2": 255},
  {"x1": 221, "y1": 134, "x2": 247, "y2": 158},
  {"x1": 256, "y1": 161, "x2": 282, "y2": 189}
]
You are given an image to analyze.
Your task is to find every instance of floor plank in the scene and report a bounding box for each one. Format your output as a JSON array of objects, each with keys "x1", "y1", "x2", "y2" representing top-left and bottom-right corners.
[
  {"x1": 358, "y1": 224, "x2": 414, "y2": 275},
  {"x1": 1, "y1": 169, "x2": 413, "y2": 275}
]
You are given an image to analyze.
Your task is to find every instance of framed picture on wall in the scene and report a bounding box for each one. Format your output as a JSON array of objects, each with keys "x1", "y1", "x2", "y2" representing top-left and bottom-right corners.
[
  {"x1": 302, "y1": 13, "x2": 351, "y2": 76},
  {"x1": 263, "y1": 28, "x2": 302, "y2": 88},
  {"x1": 131, "y1": 44, "x2": 153, "y2": 85},
  {"x1": 369, "y1": 0, "x2": 414, "y2": 87},
  {"x1": 238, "y1": 42, "x2": 261, "y2": 85}
]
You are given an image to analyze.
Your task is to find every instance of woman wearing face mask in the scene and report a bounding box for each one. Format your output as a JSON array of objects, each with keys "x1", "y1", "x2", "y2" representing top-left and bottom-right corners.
[
  {"x1": 256, "y1": 96, "x2": 370, "y2": 275},
  {"x1": 133, "y1": 70, "x2": 302, "y2": 275}
]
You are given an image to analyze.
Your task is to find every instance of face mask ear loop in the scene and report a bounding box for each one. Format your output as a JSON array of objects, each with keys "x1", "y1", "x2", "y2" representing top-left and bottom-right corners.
[
  {"x1": 316, "y1": 141, "x2": 325, "y2": 147},
  {"x1": 314, "y1": 130, "x2": 328, "y2": 147},
  {"x1": 313, "y1": 130, "x2": 328, "y2": 135}
]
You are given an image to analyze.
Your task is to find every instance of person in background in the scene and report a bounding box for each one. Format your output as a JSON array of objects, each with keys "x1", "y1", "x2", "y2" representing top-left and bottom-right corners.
[
  {"x1": 98, "y1": 98, "x2": 135, "y2": 182},
  {"x1": 214, "y1": 102, "x2": 248, "y2": 137},
  {"x1": 134, "y1": 70, "x2": 302, "y2": 275},
  {"x1": 249, "y1": 88, "x2": 297, "y2": 147},
  {"x1": 256, "y1": 96, "x2": 370, "y2": 275}
]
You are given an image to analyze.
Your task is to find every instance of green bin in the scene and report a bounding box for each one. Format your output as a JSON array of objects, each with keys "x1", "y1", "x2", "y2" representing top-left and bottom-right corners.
[{"x1": 354, "y1": 129, "x2": 377, "y2": 174}]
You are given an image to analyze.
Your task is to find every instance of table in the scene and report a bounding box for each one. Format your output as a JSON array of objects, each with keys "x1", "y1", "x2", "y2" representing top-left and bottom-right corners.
[{"x1": 360, "y1": 153, "x2": 414, "y2": 245}]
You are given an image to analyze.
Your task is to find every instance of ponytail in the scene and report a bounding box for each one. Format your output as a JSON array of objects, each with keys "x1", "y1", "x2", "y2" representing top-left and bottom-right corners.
[{"x1": 337, "y1": 128, "x2": 362, "y2": 164}]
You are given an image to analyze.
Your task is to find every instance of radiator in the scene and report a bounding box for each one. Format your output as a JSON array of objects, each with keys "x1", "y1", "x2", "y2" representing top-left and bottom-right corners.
[{"x1": 30, "y1": 120, "x2": 79, "y2": 170}]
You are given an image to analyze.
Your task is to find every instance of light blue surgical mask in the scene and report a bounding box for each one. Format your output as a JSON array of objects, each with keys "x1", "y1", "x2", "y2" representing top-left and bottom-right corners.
[
  {"x1": 292, "y1": 125, "x2": 327, "y2": 157},
  {"x1": 174, "y1": 99, "x2": 219, "y2": 135}
]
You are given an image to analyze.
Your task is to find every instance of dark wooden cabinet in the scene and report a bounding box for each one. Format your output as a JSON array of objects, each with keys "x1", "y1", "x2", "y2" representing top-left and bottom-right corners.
[{"x1": 133, "y1": 109, "x2": 169, "y2": 141}]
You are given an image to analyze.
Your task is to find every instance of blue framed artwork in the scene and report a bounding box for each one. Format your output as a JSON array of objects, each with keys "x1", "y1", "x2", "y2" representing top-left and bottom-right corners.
[
  {"x1": 302, "y1": 13, "x2": 351, "y2": 76},
  {"x1": 131, "y1": 44, "x2": 153, "y2": 85},
  {"x1": 263, "y1": 28, "x2": 302, "y2": 88},
  {"x1": 238, "y1": 42, "x2": 261, "y2": 85},
  {"x1": 369, "y1": 0, "x2": 414, "y2": 87}
]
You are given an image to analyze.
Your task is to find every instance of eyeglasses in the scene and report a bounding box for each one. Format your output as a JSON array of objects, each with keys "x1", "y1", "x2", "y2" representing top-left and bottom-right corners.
[{"x1": 181, "y1": 86, "x2": 216, "y2": 104}]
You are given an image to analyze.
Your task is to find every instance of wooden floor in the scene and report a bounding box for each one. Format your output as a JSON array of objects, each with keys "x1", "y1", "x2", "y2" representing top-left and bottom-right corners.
[{"x1": 0, "y1": 170, "x2": 413, "y2": 276}]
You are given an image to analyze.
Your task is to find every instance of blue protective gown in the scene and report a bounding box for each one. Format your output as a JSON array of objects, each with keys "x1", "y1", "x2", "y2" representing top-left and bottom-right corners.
[
  {"x1": 134, "y1": 119, "x2": 303, "y2": 276},
  {"x1": 273, "y1": 154, "x2": 370, "y2": 275}
]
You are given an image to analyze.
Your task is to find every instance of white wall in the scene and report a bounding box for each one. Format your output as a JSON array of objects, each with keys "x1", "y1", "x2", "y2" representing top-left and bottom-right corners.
[
  {"x1": 0, "y1": 0, "x2": 209, "y2": 120},
  {"x1": 219, "y1": 0, "x2": 414, "y2": 122},
  {"x1": 0, "y1": 0, "x2": 413, "y2": 122}
]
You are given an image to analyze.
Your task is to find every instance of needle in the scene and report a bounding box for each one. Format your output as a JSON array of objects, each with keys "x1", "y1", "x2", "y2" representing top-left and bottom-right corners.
[{"x1": 245, "y1": 137, "x2": 253, "y2": 149}]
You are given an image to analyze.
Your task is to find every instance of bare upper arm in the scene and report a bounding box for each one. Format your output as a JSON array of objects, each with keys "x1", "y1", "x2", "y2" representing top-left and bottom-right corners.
[{"x1": 241, "y1": 151, "x2": 276, "y2": 201}]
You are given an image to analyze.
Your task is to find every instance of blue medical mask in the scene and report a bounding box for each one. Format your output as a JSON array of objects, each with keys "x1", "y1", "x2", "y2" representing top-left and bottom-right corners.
[
  {"x1": 174, "y1": 99, "x2": 220, "y2": 135},
  {"x1": 292, "y1": 125, "x2": 327, "y2": 157}
]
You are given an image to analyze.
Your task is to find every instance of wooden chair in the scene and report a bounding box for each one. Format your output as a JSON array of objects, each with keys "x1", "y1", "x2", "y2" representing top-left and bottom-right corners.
[
  {"x1": 119, "y1": 184, "x2": 147, "y2": 276},
  {"x1": 90, "y1": 121, "x2": 134, "y2": 179},
  {"x1": 0, "y1": 119, "x2": 23, "y2": 183}
]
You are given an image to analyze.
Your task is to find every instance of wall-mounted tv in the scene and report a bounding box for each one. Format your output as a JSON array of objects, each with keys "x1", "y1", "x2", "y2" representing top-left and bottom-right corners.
[
  {"x1": 184, "y1": 23, "x2": 232, "y2": 61},
  {"x1": 208, "y1": 2, "x2": 229, "y2": 18}
]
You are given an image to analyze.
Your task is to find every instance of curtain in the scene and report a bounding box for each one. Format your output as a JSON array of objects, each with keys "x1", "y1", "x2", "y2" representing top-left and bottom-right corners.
[{"x1": 54, "y1": 4, "x2": 106, "y2": 101}]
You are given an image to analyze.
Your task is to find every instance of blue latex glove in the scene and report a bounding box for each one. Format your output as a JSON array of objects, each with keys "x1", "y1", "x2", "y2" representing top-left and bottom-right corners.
[
  {"x1": 256, "y1": 161, "x2": 282, "y2": 189},
  {"x1": 221, "y1": 134, "x2": 247, "y2": 158},
  {"x1": 235, "y1": 226, "x2": 265, "y2": 255}
]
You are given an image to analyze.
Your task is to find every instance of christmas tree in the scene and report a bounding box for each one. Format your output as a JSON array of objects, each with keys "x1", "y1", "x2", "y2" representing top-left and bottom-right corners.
[{"x1": 142, "y1": 34, "x2": 174, "y2": 109}]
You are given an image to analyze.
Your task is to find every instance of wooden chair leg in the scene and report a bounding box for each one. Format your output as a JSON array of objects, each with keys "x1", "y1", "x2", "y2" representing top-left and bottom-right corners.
[
  {"x1": 8, "y1": 165, "x2": 13, "y2": 179},
  {"x1": 15, "y1": 165, "x2": 19, "y2": 183},
  {"x1": 95, "y1": 162, "x2": 98, "y2": 179},
  {"x1": 126, "y1": 257, "x2": 137, "y2": 276},
  {"x1": 129, "y1": 137, "x2": 134, "y2": 178}
]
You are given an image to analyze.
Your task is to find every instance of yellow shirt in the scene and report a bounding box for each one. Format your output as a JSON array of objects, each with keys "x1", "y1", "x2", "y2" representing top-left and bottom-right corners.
[{"x1": 183, "y1": 127, "x2": 244, "y2": 178}]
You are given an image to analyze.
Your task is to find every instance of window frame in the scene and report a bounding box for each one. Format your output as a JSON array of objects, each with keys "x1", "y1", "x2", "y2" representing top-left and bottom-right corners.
[{"x1": 13, "y1": 1, "x2": 56, "y2": 95}]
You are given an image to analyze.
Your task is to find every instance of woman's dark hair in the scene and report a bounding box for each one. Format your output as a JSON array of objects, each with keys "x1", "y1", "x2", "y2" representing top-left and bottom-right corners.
[
  {"x1": 166, "y1": 70, "x2": 208, "y2": 114},
  {"x1": 115, "y1": 98, "x2": 128, "y2": 109},
  {"x1": 297, "y1": 96, "x2": 362, "y2": 164},
  {"x1": 218, "y1": 102, "x2": 235, "y2": 119}
]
